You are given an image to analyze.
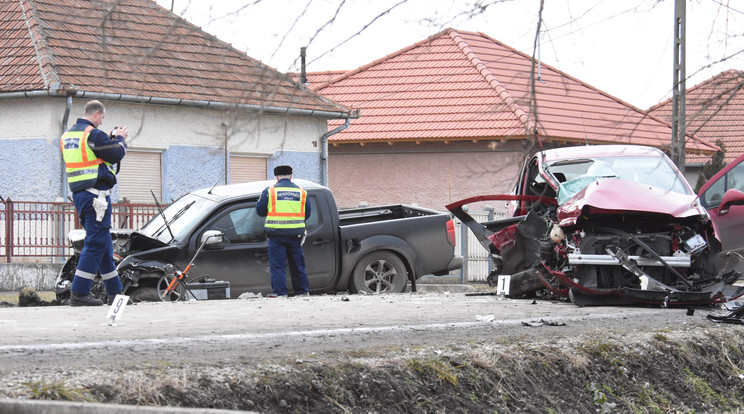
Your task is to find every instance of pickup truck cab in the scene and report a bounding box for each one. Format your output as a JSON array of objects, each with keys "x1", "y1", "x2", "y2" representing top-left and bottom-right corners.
[{"x1": 56, "y1": 179, "x2": 461, "y2": 301}]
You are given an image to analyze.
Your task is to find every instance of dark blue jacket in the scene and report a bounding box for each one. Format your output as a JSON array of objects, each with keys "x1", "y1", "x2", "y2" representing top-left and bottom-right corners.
[
  {"x1": 66, "y1": 118, "x2": 127, "y2": 193},
  {"x1": 256, "y1": 178, "x2": 311, "y2": 236}
]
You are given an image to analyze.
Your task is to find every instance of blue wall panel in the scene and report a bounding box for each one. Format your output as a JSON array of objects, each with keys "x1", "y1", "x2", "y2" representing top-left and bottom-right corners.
[
  {"x1": 269, "y1": 151, "x2": 320, "y2": 183},
  {"x1": 163, "y1": 145, "x2": 224, "y2": 202},
  {"x1": 0, "y1": 140, "x2": 62, "y2": 201}
]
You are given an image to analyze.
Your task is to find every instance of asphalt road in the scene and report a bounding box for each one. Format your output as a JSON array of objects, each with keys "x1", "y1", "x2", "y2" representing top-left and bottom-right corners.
[{"x1": 0, "y1": 289, "x2": 715, "y2": 371}]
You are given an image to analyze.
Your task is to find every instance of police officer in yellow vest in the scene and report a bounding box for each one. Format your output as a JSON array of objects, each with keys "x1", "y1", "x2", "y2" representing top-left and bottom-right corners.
[
  {"x1": 60, "y1": 100, "x2": 128, "y2": 306},
  {"x1": 256, "y1": 165, "x2": 311, "y2": 297}
]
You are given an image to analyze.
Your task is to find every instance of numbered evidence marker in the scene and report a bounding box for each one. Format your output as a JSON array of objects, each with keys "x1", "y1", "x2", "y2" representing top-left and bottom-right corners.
[
  {"x1": 105, "y1": 294, "x2": 130, "y2": 326},
  {"x1": 496, "y1": 275, "x2": 511, "y2": 297}
]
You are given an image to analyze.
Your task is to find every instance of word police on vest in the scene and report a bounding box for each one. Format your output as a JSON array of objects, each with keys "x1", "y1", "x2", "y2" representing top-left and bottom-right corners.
[{"x1": 276, "y1": 190, "x2": 301, "y2": 200}]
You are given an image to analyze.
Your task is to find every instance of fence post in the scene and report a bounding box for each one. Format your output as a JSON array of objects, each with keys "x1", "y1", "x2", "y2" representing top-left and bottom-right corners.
[
  {"x1": 459, "y1": 206, "x2": 469, "y2": 284},
  {"x1": 5, "y1": 198, "x2": 12, "y2": 263},
  {"x1": 484, "y1": 205, "x2": 494, "y2": 276}
]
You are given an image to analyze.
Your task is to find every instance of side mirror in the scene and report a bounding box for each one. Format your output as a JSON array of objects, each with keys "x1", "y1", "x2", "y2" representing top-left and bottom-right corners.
[
  {"x1": 200, "y1": 230, "x2": 224, "y2": 247},
  {"x1": 717, "y1": 189, "x2": 744, "y2": 216}
]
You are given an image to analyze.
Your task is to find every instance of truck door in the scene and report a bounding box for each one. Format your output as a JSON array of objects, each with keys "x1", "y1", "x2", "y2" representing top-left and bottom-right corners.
[
  {"x1": 189, "y1": 193, "x2": 337, "y2": 296},
  {"x1": 302, "y1": 193, "x2": 338, "y2": 290},
  {"x1": 189, "y1": 201, "x2": 271, "y2": 297}
]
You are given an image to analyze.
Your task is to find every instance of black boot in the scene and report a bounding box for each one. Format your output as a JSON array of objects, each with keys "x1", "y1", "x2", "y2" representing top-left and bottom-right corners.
[
  {"x1": 107, "y1": 293, "x2": 133, "y2": 306},
  {"x1": 69, "y1": 292, "x2": 103, "y2": 307}
]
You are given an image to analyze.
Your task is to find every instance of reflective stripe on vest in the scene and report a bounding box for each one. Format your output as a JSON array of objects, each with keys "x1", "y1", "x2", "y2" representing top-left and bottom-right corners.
[
  {"x1": 60, "y1": 125, "x2": 112, "y2": 186},
  {"x1": 265, "y1": 185, "x2": 307, "y2": 229}
]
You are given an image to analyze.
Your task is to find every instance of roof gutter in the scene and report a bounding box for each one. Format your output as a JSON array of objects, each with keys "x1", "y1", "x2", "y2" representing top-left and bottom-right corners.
[
  {"x1": 320, "y1": 118, "x2": 352, "y2": 187},
  {"x1": 0, "y1": 89, "x2": 360, "y2": 120}
]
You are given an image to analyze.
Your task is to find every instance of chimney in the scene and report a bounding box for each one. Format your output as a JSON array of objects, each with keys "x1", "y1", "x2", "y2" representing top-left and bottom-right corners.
[{"x1": 300, "y1": 47, "x2": 307, "y2": 85}]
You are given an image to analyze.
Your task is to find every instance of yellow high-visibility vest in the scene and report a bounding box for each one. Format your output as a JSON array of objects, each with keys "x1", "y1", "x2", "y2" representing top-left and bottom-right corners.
[
  {"x1": 265, "y1": 185, "x2": 307, "y2": 229},
  {"x1": 60, "y1": 125, "x2": 113, "y2": 190}
]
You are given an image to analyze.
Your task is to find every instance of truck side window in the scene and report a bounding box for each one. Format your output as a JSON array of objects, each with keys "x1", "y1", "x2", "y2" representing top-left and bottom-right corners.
[
  {"x1": 210, "y1": 206, "x2": 266, "y2": 243},
  {"x1": 306, "y1": 196, "x2": 320, "y2": 231}
]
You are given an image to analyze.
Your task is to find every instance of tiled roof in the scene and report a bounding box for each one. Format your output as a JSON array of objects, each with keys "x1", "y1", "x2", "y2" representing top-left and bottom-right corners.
[
  {"x1": 310, "y1": 28, "x2": 716, "y2": 154},
  {"x1": 648, "y1": 70, "x2": 744, "y2": 164},
  {"x1": 0, "y1": 0, "x2": 352, "y2": 116}
]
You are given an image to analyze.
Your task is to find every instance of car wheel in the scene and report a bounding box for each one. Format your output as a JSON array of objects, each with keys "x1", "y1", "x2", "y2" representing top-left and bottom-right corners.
[
  {"x1": 157, "y1": 274, "x2": 186, "y2": 302},
  {"x1": 352, "y1": 251, "x2": 407, "y2": 294}
]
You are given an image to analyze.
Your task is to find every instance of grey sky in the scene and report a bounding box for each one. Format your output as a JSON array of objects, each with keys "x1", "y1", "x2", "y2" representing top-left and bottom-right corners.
[{"x1": 157, "y1": 0, "x2": 744, "y2": 109}]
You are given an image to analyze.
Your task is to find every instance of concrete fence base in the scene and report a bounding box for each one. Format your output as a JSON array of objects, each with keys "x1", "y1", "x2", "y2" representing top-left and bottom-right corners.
[{"x1": 0, "y1": 263, "x2": 62, "y2": 291}]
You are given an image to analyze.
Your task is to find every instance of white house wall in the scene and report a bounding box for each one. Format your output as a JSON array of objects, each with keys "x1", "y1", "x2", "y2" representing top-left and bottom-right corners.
[{"x1": 0, "y1": 97, "x2": 329, "y2": 202}]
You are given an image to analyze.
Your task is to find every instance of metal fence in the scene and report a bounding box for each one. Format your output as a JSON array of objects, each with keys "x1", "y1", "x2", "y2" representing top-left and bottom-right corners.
[
  {"x1": 1, "y1": 198, "x2": 498, "y2": 280},
  {"x1": 0, "y1": 199, "x2": 162, "y2": 262},
  {"x1": 453, "y1": 207, "x2": 505, "y2": 283}
]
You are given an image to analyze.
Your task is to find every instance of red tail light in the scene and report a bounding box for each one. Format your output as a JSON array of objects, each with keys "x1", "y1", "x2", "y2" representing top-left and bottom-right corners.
[{"x1": 446, "y1": 219, "x2": 456, "y2": 246}]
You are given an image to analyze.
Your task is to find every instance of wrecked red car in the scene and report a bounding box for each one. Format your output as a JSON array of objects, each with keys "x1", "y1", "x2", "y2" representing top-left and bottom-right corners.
[{"x1": 448, "y1": 145, "x2": 744, "y2": 306}]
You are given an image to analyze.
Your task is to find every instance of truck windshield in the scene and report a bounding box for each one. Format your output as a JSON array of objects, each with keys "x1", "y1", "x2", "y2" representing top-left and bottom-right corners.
[
  {"x1": 139, "y1": 194, "x2": 217, "y2": 243},
  {"x1": 551, "y1": 155, "x2": 691, "y2": 205}
]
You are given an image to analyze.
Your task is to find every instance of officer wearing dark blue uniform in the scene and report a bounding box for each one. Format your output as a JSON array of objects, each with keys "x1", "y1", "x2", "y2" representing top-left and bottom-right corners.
[
  {"x1": 256, "y1": 165, "x2": 311, "y2": 297},
  {"x1": 60, "y1": 100, "x2": 128, "y2": 306}
]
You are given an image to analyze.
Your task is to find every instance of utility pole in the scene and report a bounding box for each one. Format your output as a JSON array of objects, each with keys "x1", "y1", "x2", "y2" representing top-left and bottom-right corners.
[{"x1": 671, "y1": 0, "x2": 687, "y2": 174}]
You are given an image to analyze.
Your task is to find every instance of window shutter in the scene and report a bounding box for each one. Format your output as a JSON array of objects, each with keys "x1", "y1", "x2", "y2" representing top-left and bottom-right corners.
[
  {"x1": 116, "y1": 151, "x2": 162, "y2": 203},
  {"x1": 230, "y1": 155, "x2": 267, "y2": 183}
]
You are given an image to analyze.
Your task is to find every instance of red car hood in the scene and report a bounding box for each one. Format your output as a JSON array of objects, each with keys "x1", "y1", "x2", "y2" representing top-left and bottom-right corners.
[{"x1": 557, "y1": 179, "x2": 705, "y2": 226}]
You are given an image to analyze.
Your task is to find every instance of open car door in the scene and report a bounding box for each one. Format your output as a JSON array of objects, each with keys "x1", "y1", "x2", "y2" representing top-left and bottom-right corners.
[{"x1": 698, "y1": 152, "x2": 744, "y2": 255}]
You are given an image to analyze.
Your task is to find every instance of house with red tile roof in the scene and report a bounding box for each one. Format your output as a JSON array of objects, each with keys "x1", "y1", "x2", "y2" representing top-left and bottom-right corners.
[
  {"x1": 308, "y1": 28, "x2": 717, "y2": 211},
  {"x1": 648, "y1": 69, "x2": 744, "y2": 182},
  {"x1": 0, "y1": 0, "x2": 355, "y2": 203}
]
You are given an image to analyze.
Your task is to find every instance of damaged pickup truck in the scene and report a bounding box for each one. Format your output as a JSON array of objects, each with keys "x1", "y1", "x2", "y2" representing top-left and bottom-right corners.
[
  {"x1": 56, "y1": 179, "x2": 461, "y2": 303},
  {"x1": 448, "y1": 145, "x2": 744, "y2": 306}
]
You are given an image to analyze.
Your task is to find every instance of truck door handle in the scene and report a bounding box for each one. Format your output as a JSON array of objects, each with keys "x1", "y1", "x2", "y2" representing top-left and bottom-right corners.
[{"x1": 312, "y1": 239, "x2": 330, "y2": 246}]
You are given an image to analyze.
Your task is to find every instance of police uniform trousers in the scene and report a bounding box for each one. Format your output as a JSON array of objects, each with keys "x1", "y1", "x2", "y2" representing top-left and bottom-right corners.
[
  {"x1": 267, "y1": 234, "x2": 309, "y2": 296},
  {"x1": 70, "y1": 190, "x2": 124, "y2": 296}
]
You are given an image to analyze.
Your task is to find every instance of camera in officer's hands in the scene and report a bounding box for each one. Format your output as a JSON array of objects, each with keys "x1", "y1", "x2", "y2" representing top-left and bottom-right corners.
[{"x1": 109, "y1": 127, "x2": 120, "y2": 139}]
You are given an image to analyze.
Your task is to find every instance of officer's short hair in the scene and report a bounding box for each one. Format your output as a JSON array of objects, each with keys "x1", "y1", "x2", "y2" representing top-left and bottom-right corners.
[{"x1": 84, "y1": 100, "x2": 105, "y2": 116}]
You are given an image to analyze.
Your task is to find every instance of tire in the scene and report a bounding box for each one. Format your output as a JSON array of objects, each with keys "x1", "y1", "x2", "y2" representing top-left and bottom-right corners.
[
  {"x1": 128, "y1": 287, "x2": 161, "y2": 302},
  {"x1": 157, "y1": 274, "x2": 186, "y2": 302},
  {"x1": 506, "y1": 268, "x2": 544, "y2": 298},
  {"x1": 351, "y1": 251, "x2": 408, "y2": 294}
]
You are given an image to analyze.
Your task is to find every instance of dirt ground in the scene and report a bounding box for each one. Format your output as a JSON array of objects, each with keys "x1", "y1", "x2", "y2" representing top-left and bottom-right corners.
[{"x1": 1, "y1": 289, "x2": 744, "y2": 413}]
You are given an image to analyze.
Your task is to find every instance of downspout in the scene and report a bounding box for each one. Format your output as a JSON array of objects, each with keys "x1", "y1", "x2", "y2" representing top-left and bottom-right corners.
[{"x1": 320, "y1": 118, "x2": 351, "y2": 187}]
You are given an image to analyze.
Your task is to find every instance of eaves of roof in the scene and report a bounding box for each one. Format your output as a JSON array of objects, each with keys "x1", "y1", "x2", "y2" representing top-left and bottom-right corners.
[
  {"x1": 0, "y1": 0, "x2": 356, "y2": 119},
  {"x1": 308, "y1": 28, "x2": 717, "y2": 155}
]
